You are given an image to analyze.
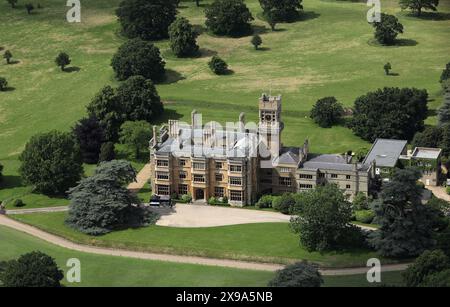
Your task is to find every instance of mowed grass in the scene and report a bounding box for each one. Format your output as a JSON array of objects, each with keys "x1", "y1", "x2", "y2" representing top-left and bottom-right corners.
[
  {"x1": 11, "y1": 212, "x2": 399, "y2": 268},
  {"x1": 0, "y1": 225, "x2": 274, "y2": 287},
  {"x1": 0, "y1": 225, "x2": 405, "y2": 287},
  {"x1": 1, "y1": 1, "x2": 449, "y2": 205}
]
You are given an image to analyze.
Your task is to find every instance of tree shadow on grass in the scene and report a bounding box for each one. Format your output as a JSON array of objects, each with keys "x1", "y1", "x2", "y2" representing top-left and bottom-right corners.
[
  {"x1": 298, "y1": 11, "x2": 321, "y2": 22},
  {"x1": 6, "y1": 60, "x2": 20, "y2": 65},
  {"x1": 256, "y1": 47, "x2": 271, "y2": 52},
  {"x1": 395, "y1": 38, "x2": 418, "y2": 47},
  {"x1": 0, "y1": 175, "x2": 24, "y2": 189},
  {"x1": 387, "y1": 72, "x2": 399, "y2": 76},
  {"x1": 197, "y1": 48, "x2": 218, "y2": 58},
  {"x1": 160, "y1": 69, "x2": 185, "y2": 85},
  {"x1": 64, "y1": 66, "x2": 81, "y2": 73},
  {"x1": 405, "y1": 11, "x2": 450, "y2": 21},
  {"x1": 153, "y1": 108, "x2": 183, "y2": 125},
  {"x1": 1, "y1": 86, "x2": 16, "y2": 92}
]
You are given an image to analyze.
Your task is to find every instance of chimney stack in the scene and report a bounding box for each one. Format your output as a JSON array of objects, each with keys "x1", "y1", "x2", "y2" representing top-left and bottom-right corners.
[{"x1": 152, "y1": 126, "x2": 157, "y2": 147}]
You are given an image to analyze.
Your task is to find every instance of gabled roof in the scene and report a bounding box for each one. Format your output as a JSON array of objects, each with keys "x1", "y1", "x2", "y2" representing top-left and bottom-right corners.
[{"x1": 363, "y1": 138, "x2": 407, "y2": 168}]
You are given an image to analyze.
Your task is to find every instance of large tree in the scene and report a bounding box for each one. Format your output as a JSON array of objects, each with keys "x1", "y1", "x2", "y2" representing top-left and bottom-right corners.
[
  {"x1": 0, "y1": 251, "x2": 64, "y2": 287},
  {"x1": 268, "y1": 262, "x2": 323, "y2": 287},
  {"x1": 372, "y1": 13, "x2": 404, "y2": 45},
  {"x1": 290, "y1": 184, "x2": 363, "y2": 252},
  {"x1": 119, "y1": 120, "x2": 152, "y2": 158},
  {"x1": 87, "y1": 76, "x2": 163, "y2": 142},
  {"x1": 19, "y1": 130, "x2": 83, "y2": 195},
  {"x1": 310, "y1": 96, "x2": 344, "y2": 128},
  {"x1": 87, "y1": 85, "x2": 125, "y2": 142},
  {"x1": 169, "y1": 17, "x2": 199, "y2": 57},
  {"x1": 111, "y1": 38, "x2": 166, "y2": 82},
  {"x1": 205, "y1": 0, "x2": 254, "y2": 36},
  {"x1": 369, "y1": 168, "x2": 437, "y2": 257},
  {"x1": 72, "y1": 116, "x2": 105, "y2": 164},
  {"x1": 66, "y1": 160, "x2": 155, "y2": 235},
  {"x1": 115, "y1": 75, "x2": 164, "y2": 122},
  {"x1": 116, "y1": 0, "x2": 178, "y2": 40},
  {"x1": 259, "y1": 0, "x2": 303, "y2": 23},
  {"x1": 412, "y1": 126, "x2": 442, "y2": 148},
  {"x1": 400, "y1": 0, "x2": 440, "y2": 16},
  {"x1": 350, "y1": 87, "x2": 428, "y2": 142},
  {"x1": 402, "y1": 250, "x2": 449, "y2": 287}
]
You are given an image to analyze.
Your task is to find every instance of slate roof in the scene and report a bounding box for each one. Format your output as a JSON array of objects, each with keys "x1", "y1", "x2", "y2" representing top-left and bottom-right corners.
[{"x1": 363, "y1": 138, "x2": 407, "y2": 168}]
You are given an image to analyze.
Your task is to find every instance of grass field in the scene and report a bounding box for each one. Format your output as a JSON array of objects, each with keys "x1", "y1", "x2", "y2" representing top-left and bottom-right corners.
[
  {"x1": 0, "y1": 225, "x2": 274, "y2": 287},
  {"x1": 11, "y1": 212, "x2": 400, "y2": 268},
  {"x1": 0, "y1": 225, "x2": 405, "y2": 287},
  {"x1": 1, "y1": 0, "x2": 449, "y2": 207}
]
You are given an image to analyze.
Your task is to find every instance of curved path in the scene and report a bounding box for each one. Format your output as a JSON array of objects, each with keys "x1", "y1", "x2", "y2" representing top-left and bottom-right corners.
[{"x1": 0, "y1": 215, "x2": 408, "y2": 275}]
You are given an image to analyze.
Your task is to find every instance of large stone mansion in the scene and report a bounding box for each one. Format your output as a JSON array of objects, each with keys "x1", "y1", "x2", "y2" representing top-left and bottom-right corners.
[{"x1": 149, "y1": 94, "x2": 442, "y2": 206}]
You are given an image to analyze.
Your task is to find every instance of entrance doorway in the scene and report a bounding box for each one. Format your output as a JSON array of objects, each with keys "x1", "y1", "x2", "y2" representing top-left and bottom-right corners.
[{"x1": 195, "y1": 188, "x2": 205, "y2": 200}]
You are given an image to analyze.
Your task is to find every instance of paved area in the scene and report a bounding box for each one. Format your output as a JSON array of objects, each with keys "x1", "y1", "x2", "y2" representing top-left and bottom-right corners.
[
  {"x1": 426, "y1": 186, "x2": 450, "y2": 202},
  {"x1": 151, "y1": 204, "x2": 291, "y2": 228},
  {"x1": 0, "y1": 215, "x2": 409, "y2": 275},
  {"x1": 6, "y1": 206, "x2": 69, "y2": 215},
  {"x1": 127, "y1": 163, "x2": 152, "y2": 193}
]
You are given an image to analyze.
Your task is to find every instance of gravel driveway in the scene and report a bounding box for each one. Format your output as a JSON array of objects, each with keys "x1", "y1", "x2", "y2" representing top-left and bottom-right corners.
[{"x1": 151, "y1": 204, "x2": 291, "y2": 228}]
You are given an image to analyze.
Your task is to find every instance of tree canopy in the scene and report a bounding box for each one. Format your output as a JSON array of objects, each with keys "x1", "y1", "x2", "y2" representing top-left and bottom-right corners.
[
  {"x1": 72, "y1": 116, "x2": 105, "y2": 164},
  {"x1": 116, "y1": 0, "x2": 178, "y2": 40},
  {"x1": 169, "y1": 17, "x2": 199, "y2": 57},
  {"x1": 350, "y1": 87, "x2": 428, "y2": 142},
  {"x1": 402, "y1": 249, "x2": 449, "y2": 287},
  {"x1": 208, "y1": 56, "x2": 229, "y2": 75},
  {"x1": 55, "y1": 52, "x2": 71, "y2": 71},
  {"x1": 372, "y1": 13, "x2": 403, "y2": 45},
  {"x1": 205, "y1": 0, "x2": 254, "y2": 36},
  {"x1": 268, "y1": 262, "x2": 323, "y2": 287},
  {"x1": 0, "y1": 251, "x2": 64, "y2": 287},
  {"x1": 111, "y1": 38, "x2": 166, "y2": 82},
  {"x1": 310, "y1": 96, "x2": 344, "y2": 128},
  {"x1": 290, "y1": 184, "x2": 363, "y2": 252},
  {"x1": 400, "y1": 0, "x2": 440, "y2": 16},
  {"x1": 119, "y1": 120, "x2": 152, "y2": 158},
  {"x1": 19, "y1": 130, "x2": 83, "y2": 195},
  {"x1": 369, "y1": 168, "x2": 437, "y2": 257},
  {"x1": 87, "y1": 76, "x2": 163, "y2": 142},
  {"x1": 259, "y1": 0, "x2": 303, "y2": 23},
  {"x1": 66, "y1": 160, "x2": 156, "y2": 235}
]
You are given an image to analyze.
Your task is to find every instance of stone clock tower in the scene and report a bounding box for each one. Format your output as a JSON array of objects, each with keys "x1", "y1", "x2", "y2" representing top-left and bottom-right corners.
[{"x1": 258, "y1": 94, "x2": 284, "y2": 160}]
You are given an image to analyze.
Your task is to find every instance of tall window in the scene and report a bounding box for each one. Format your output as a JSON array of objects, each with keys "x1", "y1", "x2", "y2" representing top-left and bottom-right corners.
[
  {"x1": 193, "y1": 162, "x2": 206, "y2": 170},
  {"x1": 193, "y1": 174, "x2": 205, "y2": 183},
  {"x1": 229, "y1": 165, "x2": 242, "y2": 172},
  {"x1": 179, "y1": 159, "x2": 187, "y2": 167},
  {"x1": 214, "y1": 187, "x2": 225, "y2": 198},
  {"x1": 215, "y1": 173, "x2": 223, "y2": 182},
  {"x1": 156, "y1": 172, "x2": 169, "y2": 180},
  {"x1": 179, "y1": 171, "x2": 187, "y2": 180},
  {"x1": 157, "y1": 160, "x2": 169, "y2": 167},
  {"x1": 331, "y1": 174, "x2": 338, "y2": 179},
  {"x1": 157, "y1": 185, "x2": 170, "y2": 195},
  {"x1": 279, "y1": 177, "x2": 292, "y2": 187},
  {"x1": 229, "y1": 177, "x2": 242, "y2": 186},
  {"x1": 216, "y1": 162, "x2": 223, "y2": 169},
  {"x1": 230, "y1": 190, "x2": 243, "y2": 201},
  {"x1": 178, "y1": 184, "x2": 188, "y2": 195},
  {"x1": 346, "y1": 175, "x2": 351, "y2": 180}
]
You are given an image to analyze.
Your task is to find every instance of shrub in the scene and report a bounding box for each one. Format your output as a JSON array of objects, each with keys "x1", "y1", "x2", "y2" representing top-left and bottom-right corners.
[
  {"x1": 13, "y1": 199, "x2": 25, "y2": 207},
  {"x1": 402, "y1": 250, "x2": 450, "y2": 287},
  {"x1": 181, "y1": 194, "x2": 192, "y2": 203},
  {"x1": 274, "y1": 193, "x2": 296, "y2": 214},
  {"x1": 208, "y1": 56, "x2": 228, "y2": 75},
  {"x1": 355, "y1": 210, "x2": 375, "y2": 224},
  {"x1": 0, "y1": 77, "x2": 8, "y2": 91},
  {"x1": 372, "y1": 13, "x2": 403, "y2": 45},
  {"x1": 268, "y1": 262, "x2": 323, "y2": 287},
  {"x1": 352, "y1": 192, "x2": 369, "y2": 210},
  {"x1": 256, "y1": 195, "x2": 273, "y2": 208}
]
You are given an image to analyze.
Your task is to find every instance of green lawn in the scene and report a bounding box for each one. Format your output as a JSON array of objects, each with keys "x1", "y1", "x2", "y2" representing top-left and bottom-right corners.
[
  {"x1": 11, "y1": 212, "x2": 400, "y2": 268},
  {"x1": 0, "y1": 225, "x2": 405, "y2": 287},
  {"x1": 0, "y1": 225, "x2": 274, "y2": 287},
  {"x1": 1, "y1": 0, "x2": 450, "y2": 208}
]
